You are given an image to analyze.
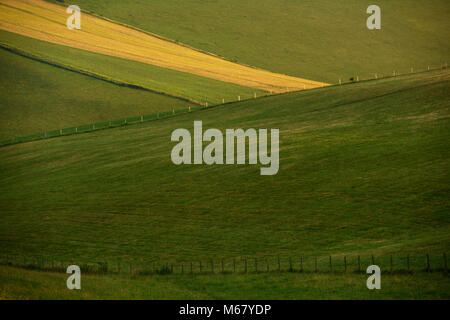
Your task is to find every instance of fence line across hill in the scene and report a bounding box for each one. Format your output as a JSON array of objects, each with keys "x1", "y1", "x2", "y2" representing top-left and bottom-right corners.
[
  {"x1": 0, "y1": 253, "x2": 447, "y2": 277},
  {"x1": 0, "y1": 64, "x2": 447, "y2": 148}
]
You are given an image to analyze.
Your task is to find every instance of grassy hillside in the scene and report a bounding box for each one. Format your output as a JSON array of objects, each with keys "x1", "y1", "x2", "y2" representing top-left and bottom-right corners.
[
  {"x1": 0, "y1": 30, "x2": 265, "y2": 105},
  {"x1": 1, "y1": 265, "x2": 448, "y2": 299},
  {"x1": 0, "y1": 48, "x2": 195, "y2": 140},
  {"x1": 65, "y1": 0, "x2": 450, "y2": 83},
  {"x1": 0, "y1": 70, "x2": 448, "y2": 266}
]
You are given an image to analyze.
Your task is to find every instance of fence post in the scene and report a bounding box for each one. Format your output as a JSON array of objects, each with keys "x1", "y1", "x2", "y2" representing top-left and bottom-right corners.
[
  {"x1": 222, "y1": 98, "x2": 225, "y2": 104},
  {"x1": 426, "y1": 254, "x2": 430, "y2": 272},
  {"x1": 339, "y1": 78, "x2": 342, "y2": 85},
  {"x1": 371, "y1": 255, "x2": 375, "y2": 265},
  {"x1": 407, "y1": 255, "x2": 410, "y2": 271},
  {"x1": 444, "y1": 253, "x2": 447, "y2": 272}
]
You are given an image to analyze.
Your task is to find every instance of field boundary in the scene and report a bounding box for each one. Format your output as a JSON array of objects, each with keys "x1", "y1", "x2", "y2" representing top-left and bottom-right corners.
[
  {"x1": 0, "y1": 253, "x2": 447, "y2": 276},
  {"x1": 0, "y1": 42, "x2": 204, "y2": 106}
]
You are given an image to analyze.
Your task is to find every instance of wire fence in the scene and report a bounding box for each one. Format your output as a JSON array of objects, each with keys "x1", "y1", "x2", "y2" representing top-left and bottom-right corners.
[
  {"x1": 0, "y1": 64, "x2": 448, "y2": 148},
  {"x1": 0, "y1": 253, "x2": 447, "y2": 276}
]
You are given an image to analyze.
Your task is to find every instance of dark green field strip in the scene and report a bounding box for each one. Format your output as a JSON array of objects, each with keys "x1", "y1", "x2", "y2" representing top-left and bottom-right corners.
[{"x1": 0, "y1": 69, "x2": 448, "y2": 264}]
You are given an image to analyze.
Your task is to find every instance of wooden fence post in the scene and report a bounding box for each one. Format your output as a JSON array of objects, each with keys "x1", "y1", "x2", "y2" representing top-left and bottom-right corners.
[
  {"x1": 371, "y1": 254, "x2": 375, "y2": 265},
  {"x1": 407, "y1": 255, "x2": 410, "y2": 271},
  {"x1": 444, "y1": 253, "x2": 447, "y2": 272}
]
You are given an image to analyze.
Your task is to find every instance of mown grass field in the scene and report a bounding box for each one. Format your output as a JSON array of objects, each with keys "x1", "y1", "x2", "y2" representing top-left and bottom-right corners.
[
  {"x1": 0, "y1": 48, "x2": 194, "y2": 140},
  {"x1": 65, "y1": 0, "x2": 450, "y2": 83},
  {"x1": 1, "y1": 265, "x2": 449, "y2": 299},
  {"x1": 0, "y1": 0, "x2": 325, "y2": 93},
  {"x1": 0, "y1": 30, "x2": 265, "y2": 106},
  {"x1": 0, "y1": 70, "x2": 448, "y2": 269}
]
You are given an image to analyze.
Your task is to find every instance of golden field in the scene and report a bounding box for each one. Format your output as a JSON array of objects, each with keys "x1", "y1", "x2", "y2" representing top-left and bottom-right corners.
[{"x1": 0, "y1": 0, "x2": 328, "y2": 93}]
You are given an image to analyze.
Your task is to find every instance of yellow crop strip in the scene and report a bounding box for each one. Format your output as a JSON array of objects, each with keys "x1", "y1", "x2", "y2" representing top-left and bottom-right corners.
[{"x1": 0, "y1": 0, "x2": 328, "y2": 92}]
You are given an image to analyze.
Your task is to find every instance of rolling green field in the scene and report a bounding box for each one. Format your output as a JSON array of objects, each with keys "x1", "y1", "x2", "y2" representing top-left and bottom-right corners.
[
  {"x1": 1, "y1": 265, "x2": 448, "y2": 299},
  {"x1": 0, "y1": 70, "x2": 448, "y2": 267},
  {"x1": 0, "y1": 47, "x2": 194, "y2": 140},
  {"x1": 0, "y1": 30, "x2": 266, "y2": 106},
  {"x1": 58, "y1": 0, "x2": 450, "y2": 83}
]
